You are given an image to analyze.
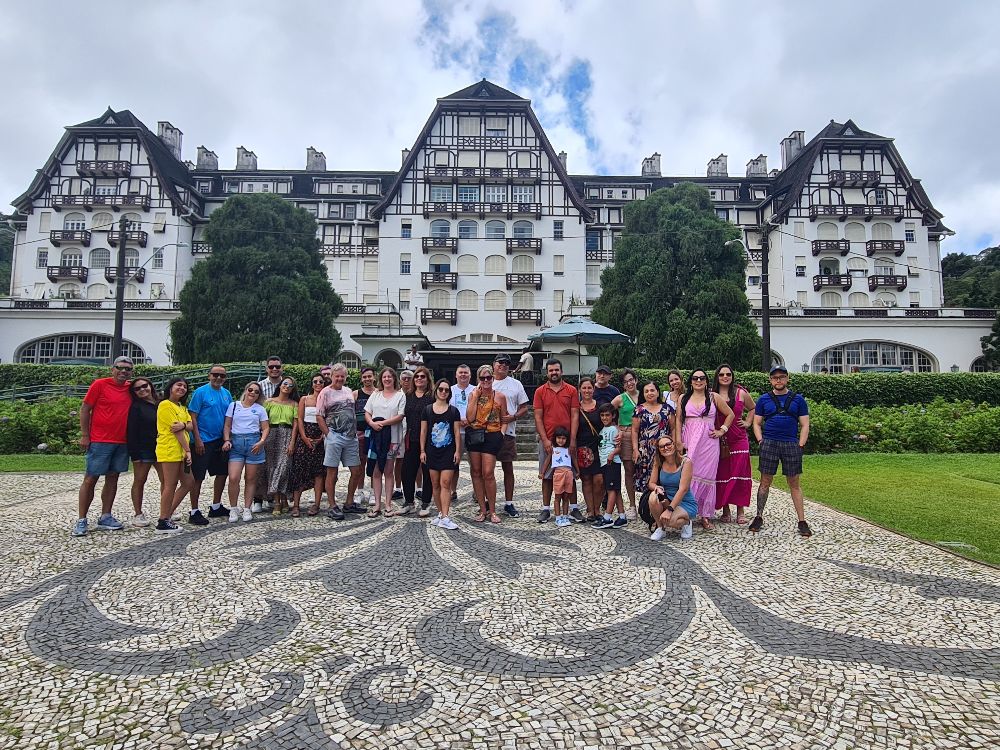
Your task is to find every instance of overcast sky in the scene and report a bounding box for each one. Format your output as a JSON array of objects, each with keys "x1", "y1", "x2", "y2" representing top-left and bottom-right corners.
[{"x1": 2, "y1": 0, "x2": 997, "y2": 253}]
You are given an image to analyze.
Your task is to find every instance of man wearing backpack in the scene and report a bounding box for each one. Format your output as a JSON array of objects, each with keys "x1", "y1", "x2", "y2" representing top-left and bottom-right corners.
[{"x1": 751, "y1": 365, "x2": 812, "y2": 537}]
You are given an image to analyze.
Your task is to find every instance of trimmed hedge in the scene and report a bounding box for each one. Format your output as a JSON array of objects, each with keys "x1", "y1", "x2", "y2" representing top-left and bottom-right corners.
[{"x1": 3, "y1": 395, "x2": 998, "y2": 456}]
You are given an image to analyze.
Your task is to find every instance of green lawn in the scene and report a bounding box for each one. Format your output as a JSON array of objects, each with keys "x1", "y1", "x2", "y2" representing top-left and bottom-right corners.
[
  {"x1": 772, "y1": 454, "x2": 1000, "y2": 566},
  {"x1": 0, "y1": 454, "x2": 86, "y2": 473}
]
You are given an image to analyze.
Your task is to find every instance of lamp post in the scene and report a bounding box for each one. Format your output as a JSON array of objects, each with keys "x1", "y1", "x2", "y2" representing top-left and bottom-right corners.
[{"x1": 109, "y1": 235, "x2": 188, "y2": 363}]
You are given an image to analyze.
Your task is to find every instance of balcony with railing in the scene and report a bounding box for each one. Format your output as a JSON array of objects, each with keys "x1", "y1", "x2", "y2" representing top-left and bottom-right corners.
[
  {"x1": 811, "y1": 239, "x2": 849, "y2": 257},
  {"x1": 422, "y1": 237, "x2": 458, "y2": 254},
  {"x1": 425, "y1": 166, "x2": 541, "y2": 183},
  {"x1": 341, "y1": 304, "x2": 366, "y2": 315},
  {"x1": 422, "y1": 202, "x2": 542, "y2": 218},
  {"x1": 104, "y1": 267, "x2": 146, "y2": 283},
  {"x1": 76, "y1": 160, "x2": 131, "y2": 177},
  {"x1": 586, "y1": 249, "x2": 615, "y2": 263},
  {"x1": 506, "y1": 308, "x2": 543, "y2": 325},
  {"x1": 46, "y1": 265, "x2": 89, "y2": 282},
  {"x1": 868, "y1": 275, "x2": 907, "y2": 291},
  {"x1": 49, "y1": 230, "x2": 91, "y2": 247},
  {"x1": 808, "y1": 205, "x2": 905, "y2": 221},
  {"x1": 506, "y1": 237, "x2": 541, "y2": 255},
  {"x1": 421, "y1": 308, "x2": 458, "y2": 325},
  {"x1": 506, "y1": 273, "x2": 542, "y2": 290},
  {"x1": 108, "y1": 230, "x2": 148, "y2": 248},
  {"x1": 191, "y1": 241, "x2": 212, "y2": 254},
  {"x1": 421, "y1": 272, "x2": 458, "y2": 289},
  {"x1": 865, "y1": 240, "x2": 905, "y2": 257},
  {"x1": 320, "y1": 244, "x2": 379, "y2": 257},
  {"x1": 828, "y1": 170, "x2": 881, "y2": 187},
  {"x1": 813, "y1": 274, "x2": 852, "y2": 291},
  {"x1": 51, "y1": 194, "x2": 151, "y2": 211}
]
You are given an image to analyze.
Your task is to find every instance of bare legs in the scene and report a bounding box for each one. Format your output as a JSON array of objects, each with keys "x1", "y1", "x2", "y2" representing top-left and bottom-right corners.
[
  {"x1": 430, "y1": 468, "x2": 455, "y2": 519},
  {"x1": 78, "y1": 473, "x2": 119, "y2": 519},
  {"x1": 469, "y1": 451, "x2": 498, "y2": 521},
  {"x1": 159, "y1": 462, "x2": 194, "y2": 522},
  {"x1": 227, "y1": 462, "x2": 259, "y2": 510},
  {"x1": 372, "y1": 457, "x2": 396, "y2": 514},
  {"x1": 130, "y1": 462, "x2": 162, "y2": 516}
]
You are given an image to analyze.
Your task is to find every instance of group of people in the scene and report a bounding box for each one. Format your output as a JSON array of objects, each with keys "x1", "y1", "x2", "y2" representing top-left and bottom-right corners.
[{"x1": 72, "y1": 354, "x2": 811, "y2": 539}]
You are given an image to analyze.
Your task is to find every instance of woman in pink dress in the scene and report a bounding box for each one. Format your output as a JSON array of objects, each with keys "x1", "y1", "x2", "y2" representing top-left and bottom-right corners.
[
  {"x1": 712, "y1": 364, "x2": 756, "y2": 524},
  {"x1": 677, "y1": 369, "x2": 735, "y2": 530}
]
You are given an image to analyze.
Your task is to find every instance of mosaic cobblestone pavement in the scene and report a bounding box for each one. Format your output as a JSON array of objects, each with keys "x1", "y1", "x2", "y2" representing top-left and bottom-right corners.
[{"x1": 1, "y1": 464, "x2": 998, "y2": 750}]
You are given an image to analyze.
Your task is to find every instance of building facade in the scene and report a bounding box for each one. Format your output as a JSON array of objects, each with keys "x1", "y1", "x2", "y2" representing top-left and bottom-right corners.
[{"x1": 2, "y1": 80, "x2": 995, "y2": 372}]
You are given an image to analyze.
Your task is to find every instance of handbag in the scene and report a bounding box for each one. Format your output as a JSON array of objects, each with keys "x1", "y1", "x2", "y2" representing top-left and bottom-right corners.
[
  {"x1": 576, "y1": 446, "x2": 595, "y2": 469},
  {"x1": 466, "y1": 427, "x2": 487, "y2": 447}
]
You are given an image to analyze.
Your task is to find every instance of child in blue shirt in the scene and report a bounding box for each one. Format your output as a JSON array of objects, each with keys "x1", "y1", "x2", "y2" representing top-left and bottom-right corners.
[{"x1": 595, "y1": 404, "x2": 626, "y2": 528}]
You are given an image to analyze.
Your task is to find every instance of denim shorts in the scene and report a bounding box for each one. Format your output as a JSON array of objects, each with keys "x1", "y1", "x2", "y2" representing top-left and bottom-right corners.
[
  {"x1": 86, "y1": 442, "x2": 129, "y2": 476},
  {"x1": 229, "y1": 433, "x2": 265, "y2": 465},
  {"x1": 129, "y1": 450, "x2": 157, "y2": 464}
]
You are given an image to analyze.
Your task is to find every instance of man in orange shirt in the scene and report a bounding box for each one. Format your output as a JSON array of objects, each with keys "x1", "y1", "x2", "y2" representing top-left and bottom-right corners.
[{"x1": 532, "y1": 359, "x2": 581, "y2": 523}]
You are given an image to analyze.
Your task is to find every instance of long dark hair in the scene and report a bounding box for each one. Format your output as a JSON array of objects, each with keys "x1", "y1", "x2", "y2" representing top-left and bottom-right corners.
[
  {"x1": 680, "y1": 369, "x2": 711, "y2": 424},
  {"x1": 711, "y1": 363, "x2": 738, "y2": 412},
  {"x1": 163, "y1": 377, "x2": 190, "y2": 405},
  {"x1": 130, "y1": 377, "x2": 159, "y2": 404}
]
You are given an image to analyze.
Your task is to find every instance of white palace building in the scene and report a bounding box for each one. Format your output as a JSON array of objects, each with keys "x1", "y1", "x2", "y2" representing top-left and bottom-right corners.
[{"x1": 2, "y1": 80, "x2": 995, "y2": 373}]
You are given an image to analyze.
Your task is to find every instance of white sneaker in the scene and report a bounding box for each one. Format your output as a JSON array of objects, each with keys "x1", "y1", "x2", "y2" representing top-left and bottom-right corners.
[
  {"x1": 132, "y1": 513, "x2": 150, "y2": 528},
  {"x1": 680, "y1": 521, "x2": 693, "y2": 540},
  {"x1": 418, "y1": 505, "x2": 432, "y2": 518},
  {"x1": 228, "y1": 507, "x2": 240, "y2": 524},
  {"x1": 242, "y1": 508, "x2": 253, "y2": 522},
  {"x1": 263, "y1": 500, "x2": 274, "y2": 511},
  {"x1": 649, "y1": 527, "x2": 666, "y2": 541},
  {"x1": 440, "y1": 516, "x2": 459, "y2": 530},
  {"x1": 430, "y1": 517, "x2": 442, "y2": 527},
  {"x1": 626, "y1": 508, "x2": 638, "y2": 521},
  {"x1": 251, "y1": 502, "x2": 263, "y2": 513}
]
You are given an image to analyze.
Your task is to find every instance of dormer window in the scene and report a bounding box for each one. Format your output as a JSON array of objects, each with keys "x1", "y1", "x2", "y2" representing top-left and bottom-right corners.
[{"x1": 337, "y1": 185, "x2": 344, "y2": 193}]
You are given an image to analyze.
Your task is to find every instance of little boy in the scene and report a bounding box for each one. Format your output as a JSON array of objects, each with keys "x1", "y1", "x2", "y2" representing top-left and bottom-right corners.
[
  {"x1": 594, "y1": 404, "x2": 625, "y2": 528},
  {"x1": 539, "y1": 426, "x2": 575, "y2": 527}
]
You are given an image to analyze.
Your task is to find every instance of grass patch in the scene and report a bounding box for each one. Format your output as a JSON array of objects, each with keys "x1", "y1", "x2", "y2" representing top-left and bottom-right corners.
[
  {"x1": 772, "y1": 454, "x2": 1000, "y2": 566},
  {"x1": 0, "y1": 454, "x2": 86, "y2": 473}
]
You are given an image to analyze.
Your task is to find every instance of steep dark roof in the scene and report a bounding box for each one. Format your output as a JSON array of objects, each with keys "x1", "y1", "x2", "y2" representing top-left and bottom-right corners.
[{"x1": 439, "y1": 79, "x2": 527, "y2": 101}]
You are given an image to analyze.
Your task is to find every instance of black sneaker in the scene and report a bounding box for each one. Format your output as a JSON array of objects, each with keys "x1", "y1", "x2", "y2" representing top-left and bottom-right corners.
[
  {"x1": 612, "y1": 516, "x2": 628, "y2": 528},
  {"x1": 391, "y1": 490, "x2": 404, "y2": 501},
  {"x1": 503, "y1": 503, "x2": 520, "y2": 518},
  {"x1": 327, "y1": 506, "x2": 346, "y2": 521},
  {"x1": 155, "y1": 519, "x2": 182, "y2": 534},
  {"x1": 536, "y1": 508, "x2": 551, "y2": 523},
  {"x1": 415, "y1": 489, "x2": 423, "y2": 502},
  {"x1": 594, "y1": 516, "x2": 614, "y2": 529},
  {"x1": 207, "y1": 505, "x2": 228, "y2": 519},
  {"x1": 797, "y1": 520, "x2": 813, "y2": 538},
  {"x1": 188, "y1": 509, "x2": 209, "y2": 526},
  {"x1": 344, "y1": 504, "x2": 365, "y2": 514},
  {"x1": 569, "y1": 508, "x2": 586, "y2": 524},
  {"x1": 748, "y1": 515, "x2": 764, "y2": 533}
]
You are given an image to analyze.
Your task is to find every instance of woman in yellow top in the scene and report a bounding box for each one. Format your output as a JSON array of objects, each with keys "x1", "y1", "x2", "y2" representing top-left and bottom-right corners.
[
  {"x1": 263, "y1": 378, "x2": 298, "y2": 515},
  {"x1": 465, "y1": 364, "x2": 508, "y2": 524},
  {"x1": 155, "y1": 377, "x2": 194, "y2": 533}
]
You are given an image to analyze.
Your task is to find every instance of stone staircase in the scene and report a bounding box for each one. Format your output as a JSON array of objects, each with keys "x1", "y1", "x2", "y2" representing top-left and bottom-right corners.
[{"x1": 513, "y1": 409, "x2": 539, "y2": 459}]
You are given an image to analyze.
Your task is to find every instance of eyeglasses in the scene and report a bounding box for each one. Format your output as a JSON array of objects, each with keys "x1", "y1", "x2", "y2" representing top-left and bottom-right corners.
[
  {"x1": 209, "y1": 373, "x2": 227, "y2": 379},
  {"x1": 267, "y1": 365, "x2": 282, "y2": 370},
  {"x1": 691, "y1": 375, "x2": 707, "y2": 382},
  {"x1": 114, "y1": 365, "x2": 133, "y2": 372},
  {"x1": 657, "y1": 442, "x2": 674, "y2": 450}
]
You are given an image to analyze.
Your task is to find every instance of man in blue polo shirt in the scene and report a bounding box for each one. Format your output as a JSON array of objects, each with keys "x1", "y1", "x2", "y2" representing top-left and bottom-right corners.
[
  {"x1": 188, "y1": 365, "x2": 234, "y2": 521},
  {"x1": 751, "y1": 365, "x2": 812, "y2": 537}
]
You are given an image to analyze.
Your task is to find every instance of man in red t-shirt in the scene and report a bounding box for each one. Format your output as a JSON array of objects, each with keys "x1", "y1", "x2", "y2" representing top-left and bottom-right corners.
[
  {"x1": 533, "y1": 358, "x2": 580, "y2": 523},
  {"x1": 72, "y1": 356, "x2": 134, "y2": 537}
]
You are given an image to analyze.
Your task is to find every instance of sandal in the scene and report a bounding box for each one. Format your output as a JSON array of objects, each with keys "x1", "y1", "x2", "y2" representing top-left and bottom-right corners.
[
  {"x1": 719, "y1": 512, "x2": 733, "y2": 524},
  {"x1": 383, "y1": 508, "x2": 397, "y2": 518},
  {"x1": 736, "y1": 513, "x2": 748, "y2": 525},
  {"x1": 306, "y1": 505, "x2": 319, "y2": 517},
  {"x1": 290, "y1": 507, "x2": 301, "y2": 518},
  {"x1": 490, "y1": 513, "x2": 502, "y2": 524},
  {"x1": 473, "y1": 512, "x2": 487, "y2": 523},
  {"x1": 366, "y1": 508, "x2": 381, "y2": 518},
  {"x1": 700, "y1": 518, "x2": 714, "y2": 531}
]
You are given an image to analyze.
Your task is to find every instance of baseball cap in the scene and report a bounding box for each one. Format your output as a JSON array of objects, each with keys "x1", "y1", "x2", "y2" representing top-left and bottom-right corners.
[
  {"x1": 769, "y1": 365, "x2": 789, "y2": 375},
  {"x1": 595, "y1": 364, "x2": 613, "y2": 374},
  {"x1": 494, "y1": 353, "x2": 512, "y2": 365}
]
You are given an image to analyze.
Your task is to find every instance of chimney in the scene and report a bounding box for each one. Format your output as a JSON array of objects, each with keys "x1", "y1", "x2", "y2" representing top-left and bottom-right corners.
[
  {"x1": 707, "y1": 154, "x2": 728, "y2": 177},
  {"x1": 780, "y1": 131, "x2": 805, "y2": 169},
  {"x1": 746, "y1": 154, "x2": 768, "y2": 177},
  {"x1": 306, "y1": 146, "x2": 326, "y2": 171},
  {"x1": 236, "y1": 146, "x2": 257, "y2": 171},
  {"x1": 557, "y1": 151, "x2": 567, "y2": 170},
  {"x1": 157, "y1": 121, "x2": 183, "y2": 161},
  {"x1": 641, "y1": 152, "x2": 661, "y2": 178},
  {"x1": 401, "y1": 148, "x2": 410, "y2": 165},
  {"x1": 769, "y1": 168, "x2": 780, "y2": 178},
  {"x1": 196, "y1": 146, "x2": 218, "y2": 170},
  {"x1": 183, "y1": 160, "x2": 195, "y2": 170}
]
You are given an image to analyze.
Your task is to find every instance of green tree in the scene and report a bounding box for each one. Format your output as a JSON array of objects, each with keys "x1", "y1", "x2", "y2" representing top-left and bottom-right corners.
[
  {"x1": 170, "y1": 194, "x2": 343, "y2": 363},
  {"x1": 591, "y1": 182, "x2": 762, "y2": 370},
  {"x1": 943, "y1": 246, "x2": 1000, "y2": 308},
  {"x1": 981, "y1": 316, "x2": 1000, "y2": 370},
  {"x1": 0, "y1": 221, "x2": 13, "y2": 296}
]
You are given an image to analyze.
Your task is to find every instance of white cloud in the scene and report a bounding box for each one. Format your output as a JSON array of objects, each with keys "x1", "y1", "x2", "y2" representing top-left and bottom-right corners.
[{"x1": 2, "y1": 0, "x2": 998, "y2": 254}]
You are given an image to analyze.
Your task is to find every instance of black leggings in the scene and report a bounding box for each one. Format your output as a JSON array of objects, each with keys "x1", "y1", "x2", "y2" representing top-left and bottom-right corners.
[{"x1": 402, "y1": 441, "x2": 431, "y2": 506}]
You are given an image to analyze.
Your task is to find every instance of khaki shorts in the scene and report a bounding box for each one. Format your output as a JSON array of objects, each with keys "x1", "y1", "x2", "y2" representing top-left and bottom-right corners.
[
  {"x1": 618, "y1": 428, "x2": 633, "y2": 461},
  {"x1": 497, "y1": 434, "x2": 517, "y2": 462}
]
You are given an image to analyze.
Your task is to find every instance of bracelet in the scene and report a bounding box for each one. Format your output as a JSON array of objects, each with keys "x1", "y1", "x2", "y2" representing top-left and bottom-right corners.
[{"x1": 721, "y1": 424, "x2": 729, "y2": 432}]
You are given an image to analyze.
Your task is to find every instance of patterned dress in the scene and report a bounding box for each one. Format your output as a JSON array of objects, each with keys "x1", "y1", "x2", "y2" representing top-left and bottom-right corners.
[
  {"x1": 715, "y1": 387, "x2": 752, "y2": 509},
  {"x1": 290, "y1": 403, "x2": 325, "y2": 492},
  {"x1": 633, "y1": 402, "x2": 675, "y2": 493},
  {"x1": 681, "y1": 396, "x2": 720, "y2": 519},
  {"x1": 263, "y1": 401, "x2": 297, "y2": 495}
]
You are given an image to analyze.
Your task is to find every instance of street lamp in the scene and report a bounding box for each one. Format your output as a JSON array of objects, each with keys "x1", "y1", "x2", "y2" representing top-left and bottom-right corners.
[
  {"x1": 109, "y1": 235, "x2": 188, "y2": 363},
  {"x1": 727, "y1": 216, "x2": 780, "y2": 372}
]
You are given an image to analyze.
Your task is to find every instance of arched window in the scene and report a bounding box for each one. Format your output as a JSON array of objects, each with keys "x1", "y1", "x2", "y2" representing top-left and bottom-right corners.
[
  {"x1": 458, "y1": 220, "x2": 478, "y2": 239},
  {"x1": 57, "y1": 283, "x2": 81, "y2": 299},
  {"x1": 871, "y1": 222, "x2": 893, "y2": 241},
  {"x1": 512, "y1": 289, "x2": 534, "y2": 308},
  {"x1": 337, "y1": 351, "x2": 362, "y2": 369},
  {"x1": 430, "y1": 219, "x2": 451, "y2": 238},
  {"x1": 485, "y1": 255, "x2": 506, "y2": 275},
  {"x1": 848, "y1": 292, "x2": 869, "y2": 307},
  {"x1": 818, "y1": 257, "x2": 840, "y2": 275},
  {"x1": 15, "y1": 333, "x2": 146, "y2": 364},
  {"x1": 874, "y1": 257, "x2": 895, "y2": 275},
  {"x1": 484, "y1": 290, "x2": 506, "y2": 310},
  {"x1": 428, "y1": 289, "x2": 451, "y2": 308},
  {"x1": 89, "y1": 248, "x2": 111, "y2": 268},
  {"x1": 63, "y1": 213, "x2": 86, "y2": 231},
  {"x1": 92, "y1": 212, "x2": 114, "y2": 231},
  {"x1": 875, "y1": 291, "x2": 897, "y2": 306},
  {"x1": 812, "y1": 341, "x2": 935, "y2": 373},
  {"x1": 820, "y1": 291, "x2": 842, "y2": 307},
  {"x1": 125, "y1": 248, "x2": 139, "y2": 267},
  {"x1": 485, "y1": 220, "x2": 505, "y2": 240},
  {"x1": 512, "y1": 220, "x2": 533, "y2": 238},
  {"x1": 847, "y1": 257, "x2": 867, "y2": 276},
  {"x1": 816, "y1": 222, "x2": 838, "y2": 240},
  {"x1": 61, "y1": 250, "x2": 83, "y2": 267},
  {"x1": 87, "y1": 283, "x2": 108, "y2": 300},
  {"x1": 456, "y1": 254, "x2": 478, "y2": 275},
  {"x1": 511, "y1": 254, "x2": 534, "y2": 273},
  {"x1": 844, "y1": 222, "x2": 866, "y2": 242},
  {"x1": 429, "y1": 253, "x2": 451, "y2": 273},
  {"x1": 125, "y1": 283, "x2": 139, "y2": 300},
  {"x1": 971, "y1": 357, "x2": 997, "y2": 373},
  {"x1": 457, "y1": 290, "x2": 478, "y2": 310},
  {"x1": 122, "y1": 213, "x2": 142, "y2": 231}
]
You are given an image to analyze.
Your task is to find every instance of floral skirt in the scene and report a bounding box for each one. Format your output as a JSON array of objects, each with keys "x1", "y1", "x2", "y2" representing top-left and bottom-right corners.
[{"x1": 290, "y1": 422, "x2": 325, "y2": 492}]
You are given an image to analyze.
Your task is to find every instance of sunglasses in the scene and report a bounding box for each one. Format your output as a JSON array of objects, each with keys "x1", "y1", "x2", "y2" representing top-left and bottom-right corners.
[
  {"x1": 479, "y1": 375, "x2": 493, "y2": 381},
  {"x1": 281, "y1": 381, "x2": 294, "y2": 387},
  {"x1": 414, "y1": 374, "x2": 428, "y2": 379},
  {"x1": 132, "y1": 384, "x2": 150, "y2": 392},
  {"x1": 247, "y1": 388, "x2": 260, "y2": 394},
  {"x1": 718, "y1": 372, "x2": 733, "y2": 377},
  {"x1": 657, "y1": 442, "x2": 674, "y2": 449},
  {"x1": 691, "y1": 375, "x2": 707, "y2": 382},
  {"x1": 312, "y1": 379, "x2": 325, "y2": 385},
  {"x1": 209, "y1": 372, "x2": 227, "y2": 379},
  {"x1": 436, "y1": 386, "x2": 451, "y2": 393},
  {"x1": 267, "y1": 364, "x2": 282, "y2": 370}
]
